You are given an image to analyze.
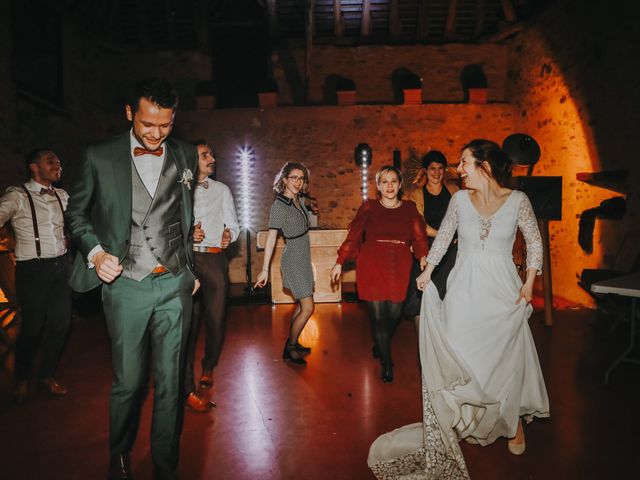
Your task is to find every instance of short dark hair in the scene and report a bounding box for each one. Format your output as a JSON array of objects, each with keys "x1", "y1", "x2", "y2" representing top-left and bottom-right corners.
[
  {"x1": 462, "y1": 139, "x2": 512, "y2": 184},
  {"x1": 25, "y1": 147, "x2": 53, "y2": 173},
  {"x1": 128, "y1": 77, "x2": 179, "y2": 113},
  {"x1": 421, "y1": 150, "x2": 447, "y2": 168},
  {"x1": 191, "y1": 139, "x2": 208, "y2": 148}
]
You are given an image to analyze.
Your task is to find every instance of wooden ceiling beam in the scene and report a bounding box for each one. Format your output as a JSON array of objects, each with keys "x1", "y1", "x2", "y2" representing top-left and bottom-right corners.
[
  {"x1": 417, "y1": 0, "x2": 429, "y2": 39},
  {"x1": 501, "y1": 0, "x2": 517, "y2": 22},
  {"x1": 163, "y1": 0, "x2": 176, "y2": 48},
  {"x1": 194, "y1": 0, "x2": 211, "y2": 47},
  {"x1": 267, "y1": 0, "x2": 278, "y2": 37},
  {"x1": 334, "y1": 0, "x2": 344, "y2": 37},
  {"x1": 475, "y1": 0, "x2": 485, "y2": 37},
  {"x1": 361, "y1": 0, "x2": 372, "y2": 37},
  {"x1": 389, "y1": 0, "x2": 400, "y2": 36},
  {"x1": 445, "y1": 0, "x2": 458, "y2": 37},
  {"x1": 305, "y1": 0, "x2": 315, "y2": 103}
]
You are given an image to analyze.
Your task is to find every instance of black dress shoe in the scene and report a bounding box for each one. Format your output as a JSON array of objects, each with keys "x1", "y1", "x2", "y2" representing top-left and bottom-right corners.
[
  {"x1": 293, "y1": 342, "x2": 311, "y2": 354},
  {"x1": 381, "y1": 363, "x2": 394, "y2": 383},
  {"x1": 108, "y1": 453, "x2": 133, "y2": 480},
  {"x1": 282, "y1": 343, "x2": 307, "y2": 365}
]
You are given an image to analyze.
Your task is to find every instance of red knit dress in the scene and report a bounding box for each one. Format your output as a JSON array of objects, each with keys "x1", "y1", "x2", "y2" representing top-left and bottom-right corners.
[{"x1": 336, "y1": 200, "x2": 429, "y2": 302}]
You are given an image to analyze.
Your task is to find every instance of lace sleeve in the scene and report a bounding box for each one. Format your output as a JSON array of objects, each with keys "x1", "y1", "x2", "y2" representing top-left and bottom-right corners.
[
  {"x1": 426, "y1": 192, "x2": 459, "y2": 266},
  {"x1": 517, "y1": 192, "x2": 543, "y2": 275}
]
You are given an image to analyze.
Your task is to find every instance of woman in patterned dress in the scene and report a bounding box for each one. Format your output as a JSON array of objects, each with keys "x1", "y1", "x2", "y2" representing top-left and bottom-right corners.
[
  {"x1": 255, "y1": 163, "x2": 315, "y2": 365},
  {"x1": 368, "y1": 140, "x2": 549, "y2": 479},
  {"x1": 330, "y1": 166, "x2": 429, "y2": 383}
]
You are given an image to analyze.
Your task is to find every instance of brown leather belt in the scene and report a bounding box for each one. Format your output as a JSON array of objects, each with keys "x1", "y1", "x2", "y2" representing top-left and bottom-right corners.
[
  {"x1": 151, "y1": 265, "x2": 168, "y2": 274},
  {"x1": 375, "y1": 239, "x2": 407, "y2": 245},
  {"x1": 194, "y1": 246, "x2": 222, "y2": 254}
]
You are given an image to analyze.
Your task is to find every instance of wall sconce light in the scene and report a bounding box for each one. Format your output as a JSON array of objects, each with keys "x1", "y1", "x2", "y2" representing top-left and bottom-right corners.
[{"x1": 355, "y1": 143, "x2": 372, "y2": 201}]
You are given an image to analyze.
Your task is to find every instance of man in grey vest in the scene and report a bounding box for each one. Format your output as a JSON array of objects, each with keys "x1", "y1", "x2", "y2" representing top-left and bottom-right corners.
[{"x1": 65, "y1": 78, "x2": 199, "y2": 480}]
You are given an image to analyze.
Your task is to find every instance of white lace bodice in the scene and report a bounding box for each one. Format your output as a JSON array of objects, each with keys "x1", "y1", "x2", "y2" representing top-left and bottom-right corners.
[{"x1": 426, "y1": 190, "x2": 543, "y2": 273}]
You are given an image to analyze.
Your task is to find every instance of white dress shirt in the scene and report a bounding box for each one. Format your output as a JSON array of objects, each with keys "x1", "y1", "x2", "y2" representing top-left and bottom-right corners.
[
  {"x1": 193, "y1": 179, "x2": 239, "y2": 248},
  {"x1": 130, "y1": 130, "x2": 166, "y2": 195},
  {"x1": 87, "y1": 130, "x2": 167, "y2": 264},
  {"x1": 0, "y1": 179, "x2": 68, "y2": 260}
]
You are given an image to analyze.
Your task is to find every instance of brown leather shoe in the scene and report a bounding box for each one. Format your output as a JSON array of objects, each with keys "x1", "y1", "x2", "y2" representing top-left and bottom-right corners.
[
  {"x1": 198, "y1": 368, "x2": 213, "y2": 389},
  {"x1": 108, "y1": 453, "x2": 133, "y2": 480},
  {"x1": 184, "y1": 392, "x2": 215, "y2": 413},
  {"x1": 14, "y1": 380, "x2": 29, "y2": 403},
  {"x1": 38, "y1": 377, "x2": 68, "y2": 396}
]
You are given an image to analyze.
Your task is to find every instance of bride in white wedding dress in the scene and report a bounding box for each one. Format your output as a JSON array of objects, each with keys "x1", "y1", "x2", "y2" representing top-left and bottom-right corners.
[{"x1": 368, "y1": 140, "x2": 550, "y2": 479}]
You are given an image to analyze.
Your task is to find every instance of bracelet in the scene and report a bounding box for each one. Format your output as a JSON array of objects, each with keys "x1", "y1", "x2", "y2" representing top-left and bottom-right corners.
[{"x1": 262, "y1": 268, "x2": 268, "y2": 272}]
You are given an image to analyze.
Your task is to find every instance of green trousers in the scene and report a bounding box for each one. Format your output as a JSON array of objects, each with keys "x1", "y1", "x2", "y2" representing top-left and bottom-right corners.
[{"x1": 102, "y1": 267, "x2": 194, "y2": 472}]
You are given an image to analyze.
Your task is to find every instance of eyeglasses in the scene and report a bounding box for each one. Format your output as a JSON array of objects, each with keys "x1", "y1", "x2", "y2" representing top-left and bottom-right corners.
[{"x1": 287, "y1": 175, "x2": 306, "y2": 183}]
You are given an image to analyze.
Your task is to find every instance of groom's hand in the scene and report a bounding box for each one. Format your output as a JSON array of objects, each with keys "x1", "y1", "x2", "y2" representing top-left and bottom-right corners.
[{"x1": 93, "y1": 251, "x2": 123, "y2": 283}]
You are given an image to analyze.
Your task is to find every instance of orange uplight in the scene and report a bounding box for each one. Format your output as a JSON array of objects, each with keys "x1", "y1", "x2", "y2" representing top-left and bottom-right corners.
[
  {"x1": 512, "y1": 29, "x2": 620, "y2": 307},
  {"x1": 1, "y1": 287, "x2": 17, "y2": 327}
]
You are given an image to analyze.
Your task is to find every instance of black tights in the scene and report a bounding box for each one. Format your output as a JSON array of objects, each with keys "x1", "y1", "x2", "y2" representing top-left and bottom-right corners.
[{"x1": 367, "y1": 300, "x2": 404, "y2": 367}]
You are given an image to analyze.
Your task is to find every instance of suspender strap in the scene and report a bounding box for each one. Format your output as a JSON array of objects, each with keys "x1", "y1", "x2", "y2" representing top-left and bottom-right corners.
[
  {"x1": 20, "y1": 186, "x2": 41, "y2": 258},
  {"x1": 52, "y1": 189, "x2": 64, "y2": 213},
  {"x1": 20, "y1": 186, "x2": 65, "y2": 259}
]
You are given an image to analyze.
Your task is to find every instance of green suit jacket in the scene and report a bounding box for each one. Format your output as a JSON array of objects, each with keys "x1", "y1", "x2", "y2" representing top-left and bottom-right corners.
[{"x1": 65, "y1": 133, "x2": 197, "y2": 293}]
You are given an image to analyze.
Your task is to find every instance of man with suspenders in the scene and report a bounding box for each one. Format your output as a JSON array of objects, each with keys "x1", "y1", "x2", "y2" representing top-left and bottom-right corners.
[{"x1": 0, "y1": 148, "x2": 71, "y2": 402}]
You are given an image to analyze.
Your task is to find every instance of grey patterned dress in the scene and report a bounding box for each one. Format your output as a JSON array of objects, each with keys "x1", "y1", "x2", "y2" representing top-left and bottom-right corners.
[{"x1": 269, "y1": 193, "x2": 314, "y2": 299}]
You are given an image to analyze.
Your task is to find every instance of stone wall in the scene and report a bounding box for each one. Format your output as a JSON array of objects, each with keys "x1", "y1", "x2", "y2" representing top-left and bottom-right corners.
[
  {"x1": 179, "y1": 104, "x2": 516, "y2": 283},
  {"x1": 507, "y1": 0, "x2": 640, "y2": 305},
  {"x1": 272, "y1": 43, "x2": 509, "y2": 105}
]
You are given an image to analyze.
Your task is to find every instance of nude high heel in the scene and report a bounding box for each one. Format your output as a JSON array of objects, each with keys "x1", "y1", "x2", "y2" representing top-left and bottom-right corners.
[{"x1": 508, "y1": 420, "x2": 526, "y2": 455}]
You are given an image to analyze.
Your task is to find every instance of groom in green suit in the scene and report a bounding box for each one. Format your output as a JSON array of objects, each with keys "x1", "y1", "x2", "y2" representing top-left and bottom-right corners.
[{"x1": 65, "y1": 78, "x2": 199, "y2": 480}]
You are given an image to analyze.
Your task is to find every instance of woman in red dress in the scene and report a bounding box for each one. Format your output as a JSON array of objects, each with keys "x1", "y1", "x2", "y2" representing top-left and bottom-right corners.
[{"x1": 331, "y1": 166, "x2": 429, "y2": 382}]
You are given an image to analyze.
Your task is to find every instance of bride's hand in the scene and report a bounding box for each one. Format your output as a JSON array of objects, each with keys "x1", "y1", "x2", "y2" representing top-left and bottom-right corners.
[
  {"x1": 416, "y1": 270, "x2": 431, "y2": 291},
  {"x1": 516, "y1": 282, "x2": 533, "y2": 305}
]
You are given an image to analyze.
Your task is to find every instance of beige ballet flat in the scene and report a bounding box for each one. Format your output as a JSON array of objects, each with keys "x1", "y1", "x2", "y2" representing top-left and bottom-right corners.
[{"x1": 508, "y1": 438, "x2": 526, "y2": 455}]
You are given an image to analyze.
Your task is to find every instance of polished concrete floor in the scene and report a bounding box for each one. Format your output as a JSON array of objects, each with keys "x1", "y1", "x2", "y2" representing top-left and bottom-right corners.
[{"x1": 1, "y1": 300, "x2": 639, "y2": 479}]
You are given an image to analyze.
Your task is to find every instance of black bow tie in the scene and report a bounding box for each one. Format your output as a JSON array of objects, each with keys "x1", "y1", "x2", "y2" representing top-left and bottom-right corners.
[
  {"x1": 40, "y1": 188, "x2": 55, "y2": 196},
  {"x1": 197, "y1": 180, "x2": 209, "y2": 189}
]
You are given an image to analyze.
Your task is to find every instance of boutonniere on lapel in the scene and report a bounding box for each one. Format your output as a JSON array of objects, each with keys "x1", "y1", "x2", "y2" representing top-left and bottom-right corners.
[{"x1": 178, "y1": 168, "x2": 194, "y2": 190}]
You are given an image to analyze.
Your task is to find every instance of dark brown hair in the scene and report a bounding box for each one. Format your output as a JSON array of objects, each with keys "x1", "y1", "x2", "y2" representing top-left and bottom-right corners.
[{"x1": 462, "y1": 139, "x2": 511, "y2": 185}]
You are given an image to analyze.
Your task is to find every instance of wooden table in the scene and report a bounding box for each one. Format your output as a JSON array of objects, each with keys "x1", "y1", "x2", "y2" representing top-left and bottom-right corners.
[
  {"x1": 592, "y1": 272, "x2": 640, "y2": 385},
  {"x1": 256, "y1": 229, "x2": 348, "y2": 303}
]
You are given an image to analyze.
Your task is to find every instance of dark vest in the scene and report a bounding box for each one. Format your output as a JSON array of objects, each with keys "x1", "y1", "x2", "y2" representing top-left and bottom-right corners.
[{"x1": 121, "y1": 156, "x2": 187, "y2": 281}]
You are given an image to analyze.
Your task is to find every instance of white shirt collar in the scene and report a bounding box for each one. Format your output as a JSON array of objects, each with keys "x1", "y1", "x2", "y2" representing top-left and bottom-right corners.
[
  {"x1": 129, "y1": 129, "x2": 167, "y2": 158},
  {"x1": 25, "y1": 178, "x2": 53, "y2": 192}
]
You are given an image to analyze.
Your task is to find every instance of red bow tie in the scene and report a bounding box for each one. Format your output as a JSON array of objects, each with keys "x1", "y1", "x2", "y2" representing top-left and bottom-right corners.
[{"x1": 133, "y1": 146, "x2": 163, "y2": 157}]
